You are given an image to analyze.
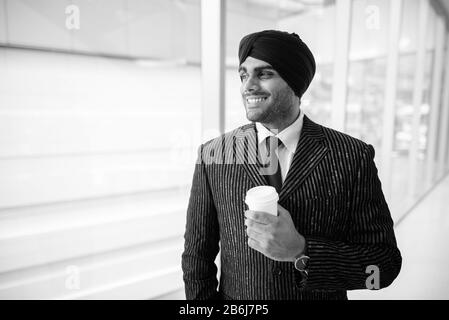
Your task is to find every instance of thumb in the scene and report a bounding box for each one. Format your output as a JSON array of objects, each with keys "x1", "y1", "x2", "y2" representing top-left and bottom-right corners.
[{"x1": 277, "y1": 204, "x2": 291, "y2": 217}]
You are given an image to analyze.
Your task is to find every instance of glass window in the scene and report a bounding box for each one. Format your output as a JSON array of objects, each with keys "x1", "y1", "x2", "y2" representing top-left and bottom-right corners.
[
  {"x1": 346, "y1": 0, "x2": 390, "y2": 156},
  {"x1": 390, "y1": 0, "x2": 435, "y2": 218},
  {"x1": 225, "y1": 0, "x2": 336, "y2": 132}
]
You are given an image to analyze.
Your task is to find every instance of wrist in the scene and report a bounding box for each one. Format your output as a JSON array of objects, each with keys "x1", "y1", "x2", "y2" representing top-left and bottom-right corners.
[
  {"x1": 291, "y1": 235, "x2": 307, "y2": 262},
  {"x1": 293, "y1": 238, "x2": 309, "y2": 271},
  {"x1": 293, "y1": 237, "x2": 309, "y2": 287}
]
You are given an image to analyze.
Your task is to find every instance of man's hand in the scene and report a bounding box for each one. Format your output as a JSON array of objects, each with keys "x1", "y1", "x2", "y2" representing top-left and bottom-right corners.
[{"x1": 244, "y1": 204, "x2": 305, "y2": 262}]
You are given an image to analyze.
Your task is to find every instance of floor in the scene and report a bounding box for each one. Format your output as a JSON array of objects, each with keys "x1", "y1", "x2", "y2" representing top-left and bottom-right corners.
[{"x1": 348, "y1": 173, "x2": 449, "y2": 300}]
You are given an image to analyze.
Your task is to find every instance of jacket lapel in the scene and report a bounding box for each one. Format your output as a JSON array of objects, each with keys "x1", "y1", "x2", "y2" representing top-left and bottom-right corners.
[
  {"x1": 279, "y1": 115, "x2": 329, "y2": 201},
  {"x1": 232, "y1": 115, "x2": 329, "y2": 199},
  {"x1": 234, "y1": 123, "x2": 267, "y2": 187}
]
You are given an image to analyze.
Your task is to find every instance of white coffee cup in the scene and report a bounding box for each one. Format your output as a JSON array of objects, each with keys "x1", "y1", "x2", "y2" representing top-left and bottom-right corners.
[{"x1": 245, "y1": 186, "x2": 279, "y2": 216}]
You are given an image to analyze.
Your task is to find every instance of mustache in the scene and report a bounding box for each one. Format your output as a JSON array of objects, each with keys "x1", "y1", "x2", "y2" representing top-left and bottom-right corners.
[{"x1": 242, "y1": 92, "x2": 269, "y2": 98}]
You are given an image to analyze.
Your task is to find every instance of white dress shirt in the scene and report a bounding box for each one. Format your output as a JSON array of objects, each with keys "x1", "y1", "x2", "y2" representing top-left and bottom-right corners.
[{"x1": 255, "y1": 109, "x2": 304, "y2": 183}]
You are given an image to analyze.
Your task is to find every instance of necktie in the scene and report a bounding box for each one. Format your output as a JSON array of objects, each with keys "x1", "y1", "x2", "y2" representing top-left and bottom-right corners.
[{"x1": 262, "y1": 136, "x2": 283, "y2": 193}]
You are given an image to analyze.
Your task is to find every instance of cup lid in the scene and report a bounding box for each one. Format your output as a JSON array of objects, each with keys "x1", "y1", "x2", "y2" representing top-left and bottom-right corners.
[{"x1": 245, "y1": 186, "x2": 279, "y2": 204}]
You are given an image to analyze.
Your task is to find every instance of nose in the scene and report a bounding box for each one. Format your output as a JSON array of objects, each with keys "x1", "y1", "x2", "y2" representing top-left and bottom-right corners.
[{"x1": 241, "y1": 75, "x2": 259, "y2": 94}]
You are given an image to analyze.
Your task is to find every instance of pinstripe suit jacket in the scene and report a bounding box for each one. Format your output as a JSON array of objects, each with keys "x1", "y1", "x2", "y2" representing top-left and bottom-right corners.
[{"x1": 182, "y1": 115, "x2": 402, "y2": 300}]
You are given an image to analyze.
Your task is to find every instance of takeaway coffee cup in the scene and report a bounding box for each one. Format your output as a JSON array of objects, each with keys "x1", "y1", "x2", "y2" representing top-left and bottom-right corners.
[{"x1": 245, "y1": 186, "x2": 279, "y2": 216}]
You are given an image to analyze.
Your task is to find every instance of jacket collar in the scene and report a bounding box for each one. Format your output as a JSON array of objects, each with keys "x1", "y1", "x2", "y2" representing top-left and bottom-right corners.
[
  {"x1": 234, "y1": 115, "x2": 329, "y2": 201},
  {"x1": 255, "y1": 109, "x2": 304, "y2": 155}
]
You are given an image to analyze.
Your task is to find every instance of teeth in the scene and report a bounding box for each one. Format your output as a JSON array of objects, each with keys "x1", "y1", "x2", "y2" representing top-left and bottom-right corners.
[{"x1": 247, "y1": 97, "x2": 267, "y2": 103}]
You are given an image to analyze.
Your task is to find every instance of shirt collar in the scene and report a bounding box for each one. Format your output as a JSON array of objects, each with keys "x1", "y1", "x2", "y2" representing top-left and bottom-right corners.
[{"x1": 255, "y1": 109, "x2": 304, "y2": 154}]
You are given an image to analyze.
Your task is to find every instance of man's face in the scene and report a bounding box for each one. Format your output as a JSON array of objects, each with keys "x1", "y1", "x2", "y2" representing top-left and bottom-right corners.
[{"x1": 239, "y1": 56, "x2": 298, "y2": 128}]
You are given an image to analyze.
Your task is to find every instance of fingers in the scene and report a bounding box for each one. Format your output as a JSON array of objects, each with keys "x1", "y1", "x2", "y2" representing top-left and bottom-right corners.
[
  {"x1": 245, "y1": 205, "x2": 296, "y2": 262},
  {"x1": 247, "y1": 235, "x2": 276, "y2": 261},
  {"x1": 245, "y1": 217, "x2": 275, "y2": 245},
  {"x1": 245, "y1": 225, "x2": 262, "y2": 239},
  {"x1": 245, "y1": 206, "x2": 291, "y2": 223},
  {"x1": 244, "y1": 217, "x2": 268, "y2": 231},
  {"x1": 245, "y1": 216, "x2": 272, "y2": 243},
  {"x1": 245, "y1": 218, "x2": 268, "y2": 244},
  {"x1": 245, "y1": 210, "x2": 276, "y2": 224},
  {"x1": 247, "y1": 237, "x2": 263, "y2": 252}
]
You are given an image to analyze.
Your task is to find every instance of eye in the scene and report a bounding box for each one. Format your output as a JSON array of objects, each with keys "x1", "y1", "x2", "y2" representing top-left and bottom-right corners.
[
  {"x1": 239, "y1": 73, "x2": 248, "y2": 81},
  {"x1": 259, "y1": 71, "x2": 273, "y2": 79}
]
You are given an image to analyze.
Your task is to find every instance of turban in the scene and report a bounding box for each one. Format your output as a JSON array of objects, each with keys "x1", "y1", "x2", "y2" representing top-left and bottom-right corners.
[{"x1": 238, "y1": 30, "x2": 316, "y2": 98}]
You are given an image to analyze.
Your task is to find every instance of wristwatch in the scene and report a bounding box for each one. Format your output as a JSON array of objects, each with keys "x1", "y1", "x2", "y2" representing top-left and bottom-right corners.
[
  {"x1": 294, "y1": 252, "x2": 310, "y2": 287},
  {"x1": 293, "y1": 242, "x2": 309, "y2": 287},
  {"x1": 294, "y1": 254, "x2": 310, "y2": 273}
]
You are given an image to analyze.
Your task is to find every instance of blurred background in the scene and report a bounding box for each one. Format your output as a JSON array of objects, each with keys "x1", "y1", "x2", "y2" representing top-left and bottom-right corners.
[{"x1": 0, "y1": 0, "x2": 448, "y2": 299}]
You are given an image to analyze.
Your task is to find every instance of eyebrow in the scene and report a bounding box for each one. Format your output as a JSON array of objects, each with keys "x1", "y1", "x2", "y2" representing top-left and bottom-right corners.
[{"x1": 238, "y1": 65, "x2": 276, "y2": 73}]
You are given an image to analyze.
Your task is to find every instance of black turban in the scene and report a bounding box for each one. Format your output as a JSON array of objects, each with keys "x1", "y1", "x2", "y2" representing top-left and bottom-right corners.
[{"x1": 238, "y1": 30, "x2": 316, "y2": 98}]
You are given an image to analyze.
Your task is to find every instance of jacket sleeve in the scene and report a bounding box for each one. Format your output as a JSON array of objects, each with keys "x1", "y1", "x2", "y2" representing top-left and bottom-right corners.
[
  {"x1": 297, "y1": 144, "x2": 402, "y2": 290},
  {"x1": 182, "y1": 145, "x2": 220, "y2": 300}
]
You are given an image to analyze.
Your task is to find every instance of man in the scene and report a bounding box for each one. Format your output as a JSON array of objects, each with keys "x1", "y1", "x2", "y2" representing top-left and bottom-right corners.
[{"x1": 182, "y1": 30, "x2": 402, "y2": 300}]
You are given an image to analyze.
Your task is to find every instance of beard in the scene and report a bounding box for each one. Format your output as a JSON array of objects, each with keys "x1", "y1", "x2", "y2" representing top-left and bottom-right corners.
[{"x1": 244, "y1": 87, "x2": 296, "y2": 129}]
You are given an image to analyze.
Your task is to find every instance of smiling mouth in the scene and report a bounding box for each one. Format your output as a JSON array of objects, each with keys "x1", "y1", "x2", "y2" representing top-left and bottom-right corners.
[{"x1": 246, "y1": 97, "x2": 268, "y2": 104}]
